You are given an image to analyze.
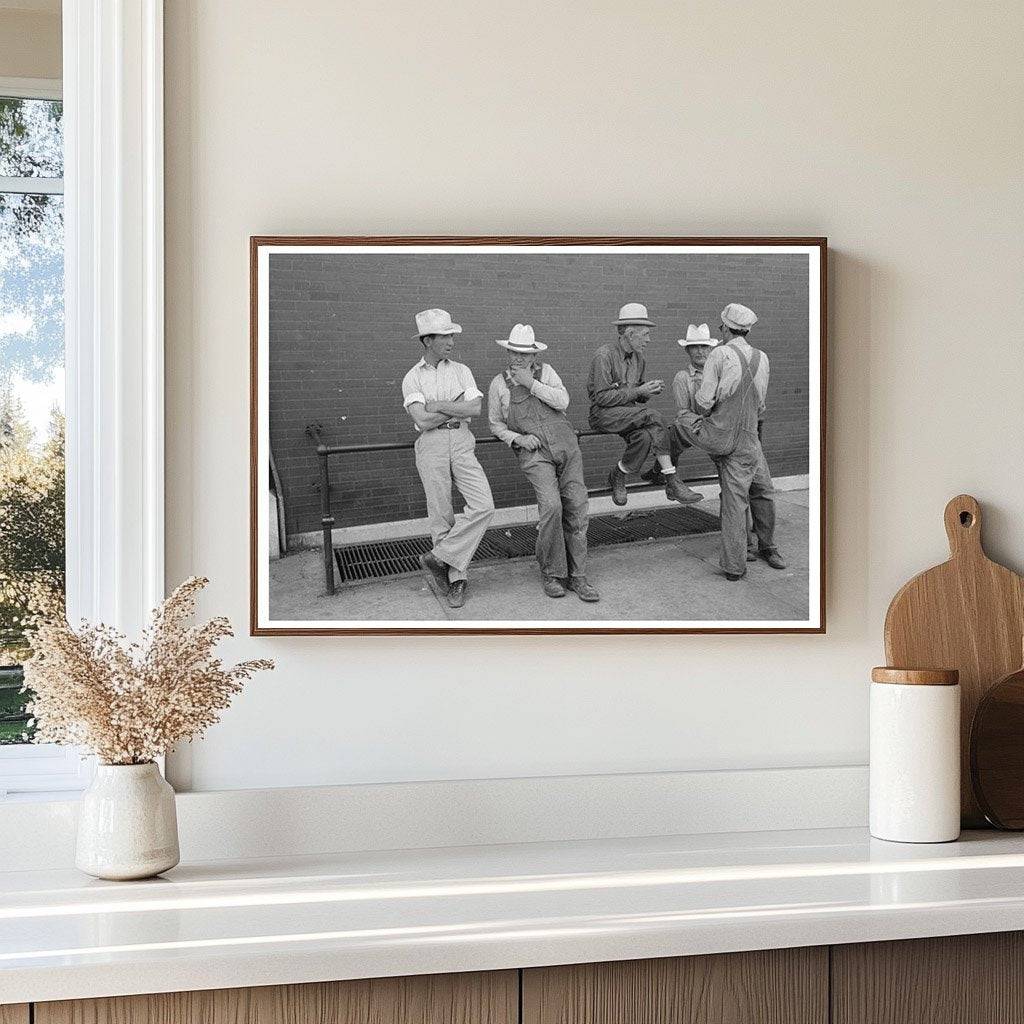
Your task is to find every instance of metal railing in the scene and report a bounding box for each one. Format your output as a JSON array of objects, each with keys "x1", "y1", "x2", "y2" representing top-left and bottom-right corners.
[{"x1": 307, "y1": 425, "x2": 715, "y2": 594}]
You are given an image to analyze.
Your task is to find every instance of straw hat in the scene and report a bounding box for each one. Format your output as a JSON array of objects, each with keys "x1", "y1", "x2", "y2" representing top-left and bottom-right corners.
[
  {"x1": 614, "y1": 302, "x2": 655, "y2": 327},
  {"x1": 415, "y1": 308, "x2": 462, "y2": 338},
  {"x1": 678, "y1": 323, "x2": 719, "y2": 348},
  {"x1": 496, "y1": 323, "x2": 547, "y2": 353}
]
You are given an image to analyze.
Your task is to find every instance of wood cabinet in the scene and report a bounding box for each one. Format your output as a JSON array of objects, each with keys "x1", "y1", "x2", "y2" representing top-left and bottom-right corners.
[
  {"x1": 522, "y1": 947, "x2": 828, "y2": 1024},
  {"x1": 34, "y1": 971, "x2": 517, "y2": 1024},
  {"x1": 22, "y1": 932, "x2": 1024, "y2": 1024},
  {"x1": 832, "y1": 932, "x2": 1024, "y2": 1024}
]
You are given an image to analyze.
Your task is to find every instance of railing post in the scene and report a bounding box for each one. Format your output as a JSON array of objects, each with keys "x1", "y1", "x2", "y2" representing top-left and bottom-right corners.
[{"x1": 318, "y1": 446, "x2": 336, "y2": 595}]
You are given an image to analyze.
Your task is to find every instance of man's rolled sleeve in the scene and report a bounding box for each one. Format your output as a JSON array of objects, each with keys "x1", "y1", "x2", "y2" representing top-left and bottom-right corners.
[
  {"x1": 401, "y1": 367, "x2": 426, "y2": 410},
  {"x1": 530, "y1": 365, "x2": 570, "y2": 411},
  {"x1": 458, "y1": 364, "x2": 483, "y2": 403},
  {"x1": 695, "y1": 350, "x2": 723, "y2": 411},
  {"x1": 487, "y1": 376, "x2": 521, "y2": 447}
]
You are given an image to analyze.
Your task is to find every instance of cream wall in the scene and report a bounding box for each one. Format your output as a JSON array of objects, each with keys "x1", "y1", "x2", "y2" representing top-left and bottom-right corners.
[
  {"x1": 0, "y1": 6, "x2": 60, "y2": 80},
  {"x1": 164, "y1": 0, "x2": 1024, "y2": 791}
]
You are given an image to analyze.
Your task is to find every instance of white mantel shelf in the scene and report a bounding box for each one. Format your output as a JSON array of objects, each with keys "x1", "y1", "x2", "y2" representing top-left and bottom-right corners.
[{"x1": 4, "y1": 827, "x2": 1024, "y2": 1004}]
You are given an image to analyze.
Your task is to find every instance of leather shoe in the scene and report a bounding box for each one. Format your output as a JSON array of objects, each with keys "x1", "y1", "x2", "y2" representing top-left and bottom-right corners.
[
  {"x1": 418, "y1": 551, "x2": 450, "y2": 592},
  {"x1": 608, "y1": 465, "x2": 628, "y2": 506},
  {"x1": 447, "y1": 580, "x2": 467, "y2": 608},
  {"x1": 760, "y1": 549, "x2": 788, "y2": 570},
  {"x1": 567, "y1": 576, "x2": 600, "y2": 602},
  {"x1": 543, "y1": 576, "x2": 566, "y2": 598},
  {"x1": 724, "y1": 571, "x2": 746, "y2": 581},
  {"x1": 746, "y1": 549, "x2": 758, "y2": 562},
  {"x1": 663, "y1": 472, "x2": 703, "y2": 505}
]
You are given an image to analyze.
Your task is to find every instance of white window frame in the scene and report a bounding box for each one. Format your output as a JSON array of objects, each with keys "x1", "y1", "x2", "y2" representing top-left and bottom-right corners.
[{"x1": 0, "y1": 0, "x2": 165, "y2": 799}]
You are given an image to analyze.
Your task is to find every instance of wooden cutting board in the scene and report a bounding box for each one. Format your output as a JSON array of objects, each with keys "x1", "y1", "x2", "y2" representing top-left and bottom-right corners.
[{"x1": 884, "y1": 494, "x2": 1024, "y2": 826}]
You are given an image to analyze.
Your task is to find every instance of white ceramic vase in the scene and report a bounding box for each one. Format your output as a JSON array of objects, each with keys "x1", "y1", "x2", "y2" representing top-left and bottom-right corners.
[{"x1": 76, "y1": 762, "x2": 180, "y2": 880}]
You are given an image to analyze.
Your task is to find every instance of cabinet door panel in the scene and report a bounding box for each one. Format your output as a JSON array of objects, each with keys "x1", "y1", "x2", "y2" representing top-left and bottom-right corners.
[
  {"x1": 832, "y1": 932, "x2": 1024, "y2": 1024},
  {"x1": 36, "y1": 970, "x2": 517, "y2": 1024},
  {"x1": 0, "y1": 1006, "x2": 29, "y2": 1024},
  {"x1": 523, "y1": 948, "x2": 828, "y2": 1024}
]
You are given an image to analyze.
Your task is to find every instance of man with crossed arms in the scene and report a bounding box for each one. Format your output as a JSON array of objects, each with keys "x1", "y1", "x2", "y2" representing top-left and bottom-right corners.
[{"x1": 402, "y1": 308, "x2": 495, "y2": 609}]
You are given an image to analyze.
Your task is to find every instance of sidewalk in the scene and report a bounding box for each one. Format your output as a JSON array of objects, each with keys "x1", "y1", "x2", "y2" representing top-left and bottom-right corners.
[{"x1": 268, "y1": 489, "x2": 811, "y2": 623}]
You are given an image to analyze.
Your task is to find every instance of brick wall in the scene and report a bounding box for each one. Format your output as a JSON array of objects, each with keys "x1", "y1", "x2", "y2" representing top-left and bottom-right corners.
[{"x1": 268, "y1": 252, "x2": 811, "y2": 540}]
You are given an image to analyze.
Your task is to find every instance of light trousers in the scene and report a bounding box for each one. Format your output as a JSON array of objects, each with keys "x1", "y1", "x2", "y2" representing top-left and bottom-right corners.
[{"x1": 414, "y1": 427, "x2": 494, "y2": 582}]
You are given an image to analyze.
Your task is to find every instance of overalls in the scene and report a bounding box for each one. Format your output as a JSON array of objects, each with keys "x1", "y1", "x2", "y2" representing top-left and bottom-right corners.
[
  {"x1": 507, "y1": 381, "x2": 589, "y2": 580},
  {"x1": 673, "y1": 344, "x2": 776, "y2": 576}
]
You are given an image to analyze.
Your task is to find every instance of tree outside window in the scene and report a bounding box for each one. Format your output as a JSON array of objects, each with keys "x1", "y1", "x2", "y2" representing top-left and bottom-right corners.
[{"x1": 0, "y1": 95, "x2": 65, "y2": 745}]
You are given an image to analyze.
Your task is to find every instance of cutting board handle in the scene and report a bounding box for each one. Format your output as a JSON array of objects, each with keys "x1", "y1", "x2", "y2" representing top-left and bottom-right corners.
[{"x1": 944, "y1": 494, "x2": 983, "y2": 558}]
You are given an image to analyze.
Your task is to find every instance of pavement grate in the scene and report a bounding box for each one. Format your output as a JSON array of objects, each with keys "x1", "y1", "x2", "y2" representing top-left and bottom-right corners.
[{"x1": 334, "y1": 505, "x2": 720, "y2": 586}]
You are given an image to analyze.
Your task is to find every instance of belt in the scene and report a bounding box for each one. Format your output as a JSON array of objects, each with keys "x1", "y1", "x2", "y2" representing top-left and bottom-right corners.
[{"x1": 434, "y1": 420, "x2": 463, "y2": 430}]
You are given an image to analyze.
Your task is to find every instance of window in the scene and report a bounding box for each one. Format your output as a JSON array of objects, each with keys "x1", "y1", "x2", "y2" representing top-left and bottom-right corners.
[
  {"x1": 0, "y1": 7, "x2": 166, "y2": 797},
  {"x1": 0, "y1": 81, "x2": 85, "y2": 797}
]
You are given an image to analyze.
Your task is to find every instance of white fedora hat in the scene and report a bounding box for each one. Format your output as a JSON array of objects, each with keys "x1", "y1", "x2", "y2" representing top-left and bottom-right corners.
[
  {"x1": 614, "y1": 302, "x2": 656, "y2": 327},
  {"x1": 415, "y1": 308, "x2": 462, "y2": 338},
  {"x1": 496, "y1": 323, "x2": 547, "y2": 353},
  {"x1": 677, "y1": 323, "x2": 719, "y2": 348}
]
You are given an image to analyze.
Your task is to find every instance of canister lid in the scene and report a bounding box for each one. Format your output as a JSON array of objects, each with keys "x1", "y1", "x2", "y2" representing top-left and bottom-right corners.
[{"x1": 871, "y1": 667, "x2": 959, "y2": 686}]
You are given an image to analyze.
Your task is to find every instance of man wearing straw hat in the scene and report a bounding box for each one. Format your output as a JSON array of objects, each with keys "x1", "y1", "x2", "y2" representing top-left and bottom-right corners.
[
  {"x1": 587, "y1": 302, "x2": 703, "y2": 507},
  {"x1": 671, "y1": 322, "x2": 718, "y2": 415},
  {"x1": 488, "y1": 324, "x2": 599, "y2": 602},
  {"x1": 642, "y1": 321, "x2": 718, "y2": 481},
  {"x1": 402, "y1": 308, "x2": 495, "y2": 609},
  {"x1": 669, "y1": 303, "x2": 785, "y2": 580}
]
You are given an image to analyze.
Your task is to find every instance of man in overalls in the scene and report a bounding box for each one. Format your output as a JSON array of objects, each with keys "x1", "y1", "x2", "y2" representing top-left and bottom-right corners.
[
  {"x1": 488, "y1": 324, "x2": 599, "y2": 602},
  {"x1": 587, "y1": 303, "x2": 703, "y2": 507},
  {"x1": 668, "y1": 303, "x2": 785, "y2": 580},
  {"x1": 402, "y1": 308, "x2": 495, "y2": 609}
]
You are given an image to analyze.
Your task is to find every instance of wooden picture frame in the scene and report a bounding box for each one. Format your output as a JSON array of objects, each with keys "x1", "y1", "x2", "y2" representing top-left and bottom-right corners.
[{"x1": 251, "y1": 236, "x2": 827, "y2": 635}]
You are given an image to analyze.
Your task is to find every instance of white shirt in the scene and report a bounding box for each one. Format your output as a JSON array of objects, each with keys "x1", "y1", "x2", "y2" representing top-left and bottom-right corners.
[
  {"x1": 487, "y1": 363, "x2": 569, "y2": 447},
  {"x1": 401, "y1": 358, "x2": 483, "y2": 432},
  {"x1": 696, "y1": 340, "x2": 769, "y2": 418}
]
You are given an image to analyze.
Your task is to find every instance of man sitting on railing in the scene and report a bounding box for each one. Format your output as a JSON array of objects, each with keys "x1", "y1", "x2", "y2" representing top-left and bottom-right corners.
[
  {"x1": 402, "y1": 308, "x2": 495, "y2": 609},
  {"x1": 488, "y1": 324, "x2": 599, "y2": 602},
  {"x1": 587, "y1": 303, "x2": 703, "y2": 508}
]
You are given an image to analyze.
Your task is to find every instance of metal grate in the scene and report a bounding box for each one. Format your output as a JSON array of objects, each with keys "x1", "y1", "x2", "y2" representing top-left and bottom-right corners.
[{"x1": 334, "y1": 505, "x2": 720, "y2": 586}]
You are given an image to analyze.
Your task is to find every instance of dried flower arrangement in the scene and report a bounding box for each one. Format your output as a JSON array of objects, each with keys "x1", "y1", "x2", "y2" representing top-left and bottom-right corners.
[{"x1": 22, "y1": 576, "x2": 273, "y2": 765}]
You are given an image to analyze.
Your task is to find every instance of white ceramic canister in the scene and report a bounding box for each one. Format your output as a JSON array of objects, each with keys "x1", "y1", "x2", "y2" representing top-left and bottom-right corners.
[
  {"x1": 869, "y1": 667, "x2": 961, "y2": 843},
  {"x1": 76, "y1": 762, "x2": 180, "y2": 880}
]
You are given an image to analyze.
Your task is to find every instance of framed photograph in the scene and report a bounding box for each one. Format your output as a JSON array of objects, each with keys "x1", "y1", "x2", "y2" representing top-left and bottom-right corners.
[{"x1": 251, "y1": 236, "x2": 826, "y2": 635}]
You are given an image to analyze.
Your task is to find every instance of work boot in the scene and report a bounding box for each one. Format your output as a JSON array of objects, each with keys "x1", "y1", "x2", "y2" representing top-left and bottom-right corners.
[
  {"x1": 608, "y1": 465, "x2": 628, "y2": 506},
  {"x1": 724, "y1": 571, "x2": 746, "y2": 582},
  {"x1": 447, "y1": 580, "x2": 467, "y2": 608},
  {"x1": 543, "y1": 575, "x2": 567, "y2": 598},
  {"x1": 760, "y1": 549, "x2": 788, "y2": 570},
  {"x1": 418, "y1": 551, "x2": 450, "y2": 592},
  {"x1": 663, "y1": 472, "x2": 703, "y2": 505},
  {"x1": 746, "y1": 548, "x2": 758, "y2": 562},
  {"x1": 567, "y1": 576, "x2": 600, "y2": 602}
]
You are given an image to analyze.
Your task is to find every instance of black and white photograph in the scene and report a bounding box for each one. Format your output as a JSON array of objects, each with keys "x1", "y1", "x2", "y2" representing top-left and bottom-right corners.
[{"x1": 251, "y1": 238, "x2": 825, "y2": 634}]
